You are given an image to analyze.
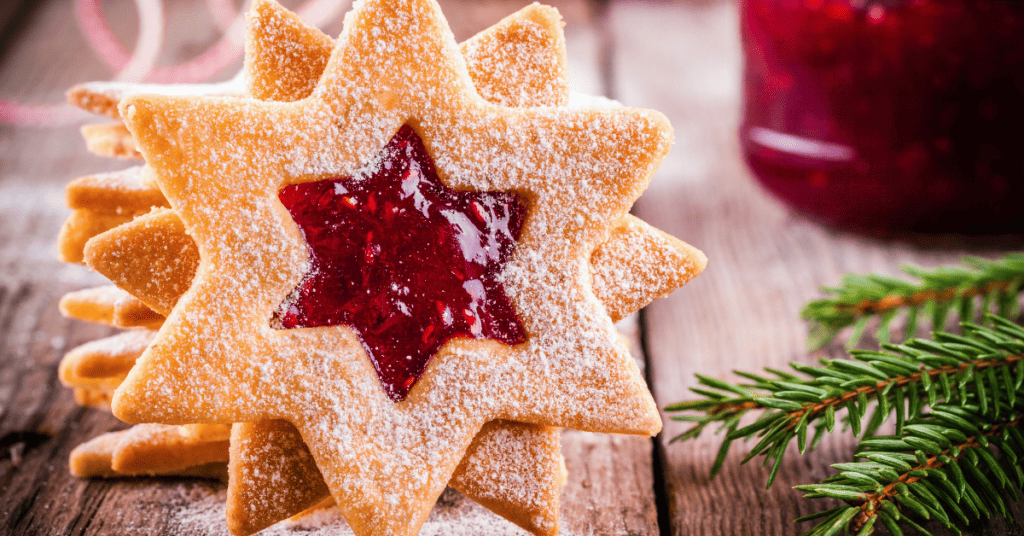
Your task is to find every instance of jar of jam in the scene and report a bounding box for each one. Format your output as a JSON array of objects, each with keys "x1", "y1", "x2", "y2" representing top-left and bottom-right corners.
[{"x1": 740, "y1": 0, "x2": 1024, "y2": 234}]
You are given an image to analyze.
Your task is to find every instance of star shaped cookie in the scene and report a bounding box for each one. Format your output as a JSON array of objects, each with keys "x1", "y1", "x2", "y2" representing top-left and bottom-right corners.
[
  {"x1": 114, "y1": 0, "x2": 683, "y2": 533},
  {"x1": 227, "y1": 4, "x2": 571, "y2": 533},
  {"x1": 69, "y1": 423, "x2": 230, "y2": 479},
  {"x1": 69, "y1": 3, "x2": 581, "y2": 533},
  {"x1": 60, "y1": 3, "x2": 703, "y2": 530}
]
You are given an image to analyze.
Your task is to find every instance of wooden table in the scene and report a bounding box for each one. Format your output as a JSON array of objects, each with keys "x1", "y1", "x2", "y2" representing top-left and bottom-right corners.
[{"x1": 0, "y1": 0, "x2": 1016, "y2": 534}]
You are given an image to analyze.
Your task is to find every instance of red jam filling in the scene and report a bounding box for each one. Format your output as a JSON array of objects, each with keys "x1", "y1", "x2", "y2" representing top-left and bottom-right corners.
[
  {"x1": 741, "y1": 0, "x2": 1024, "y2": 234},
  {"x1": 274, "y1": 125, "x2": 528, "y2": 401}
]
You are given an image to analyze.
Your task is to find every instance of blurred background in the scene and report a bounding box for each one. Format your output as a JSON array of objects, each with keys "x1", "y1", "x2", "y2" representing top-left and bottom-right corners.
[
  {"x1": 2, "y1": 1, "x2": 1024, "y2": 534},
  {"x1": 4, "y1": 0, "x2": 1023, "y2": 235}
]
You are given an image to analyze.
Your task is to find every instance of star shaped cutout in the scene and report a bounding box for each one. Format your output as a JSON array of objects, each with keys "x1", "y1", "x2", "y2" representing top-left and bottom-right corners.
[
  {"x1": 114, "y1": 0, "x2": 675, "y2": 532},
  {"x1": 273, "y1": 124, "x2": 528, "y2": 401}
]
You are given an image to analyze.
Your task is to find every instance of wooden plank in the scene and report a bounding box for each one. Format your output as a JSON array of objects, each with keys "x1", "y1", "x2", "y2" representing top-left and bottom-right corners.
[
  {"x1": 611, "y1": 0, "x2": 1017, "y2": 535},
  {"x1": 0, "y1": 0, "x2": 190, "y2": 533},
  {"x1": 1, "y1": 0, "x2": 263, "y2": 534},
  {"x1": 561, "y1": 316, "x2": 661, "y2": 536},
  {"x1": 0, "y1": 0, "x2": 661, "y2": 534},
  {"x1": 0, "y1": 5, "x2": 138, "y2": 535}
]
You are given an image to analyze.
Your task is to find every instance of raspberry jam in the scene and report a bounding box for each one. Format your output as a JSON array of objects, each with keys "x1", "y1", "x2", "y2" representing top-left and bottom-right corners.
[
  {"x1": 275, "y1": 125, "x2": 528, "y2": 401},
  {"x1": 741, "y1": 0, "x2": 1024, "y2": 234}
]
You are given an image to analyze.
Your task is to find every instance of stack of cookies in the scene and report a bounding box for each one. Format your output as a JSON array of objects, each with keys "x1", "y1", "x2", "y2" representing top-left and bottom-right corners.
[{"x1": 55, "y1": 1, "x2": 706, "y2": 535}]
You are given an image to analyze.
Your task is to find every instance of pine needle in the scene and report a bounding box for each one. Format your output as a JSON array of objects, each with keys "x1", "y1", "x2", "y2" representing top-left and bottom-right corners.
[{"x1": 801, "y1": 254, "x2": 1024, "y2": 350}]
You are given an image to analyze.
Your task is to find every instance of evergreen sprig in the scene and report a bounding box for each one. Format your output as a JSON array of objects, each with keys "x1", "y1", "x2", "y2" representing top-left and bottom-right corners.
[
  {"x1": 801, "y1": 254, "x2": 1024, "y2": 351},
  {"x1": 798, "y1": 395, "x2": 1024, "y2": 536},
  {"x1": 666, "y1": 316, "x2": 1024, "y2": 487}
]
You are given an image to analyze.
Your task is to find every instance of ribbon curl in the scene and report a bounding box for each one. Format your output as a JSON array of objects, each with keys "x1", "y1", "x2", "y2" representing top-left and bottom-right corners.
[{"x1": 0, "y1": 0, "x2": 349, "y2": 126}]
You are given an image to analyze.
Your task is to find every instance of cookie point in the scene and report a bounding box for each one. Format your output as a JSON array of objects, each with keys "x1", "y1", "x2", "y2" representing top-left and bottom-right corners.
[
  {"x1": 64, "y1": 83, "x2": 87, "y2": 106},
  {"x1": 518, "y1": 3, "x2": 562, "y2": 24},
  {"x1": 225, "y1": 506, "x2": 258, "y2": 536},
  {"x1": 645, "y1": 108, "x2": 674, "y2": 144},
  {"x1": 110, "y1": 385, "x2": 144, "y2": 424},
  {"x1": 640, "y1": 410, "x2": 663, "y2": 436},
  {"x1": 637, "y1": 392, "x2": 664, "y2": 435},
  {"x1": 118, "y1": 102, "x2": 138, "y2": 123},
  {"x1": 248, "y1": 0, "x2": 281, "y2": 19},
  {"x1": 647, "y1": 111, "x2": 675, "y2": 162},
  {"x1": 692, "y1": 246, "x2": 709, "y2": 275}
]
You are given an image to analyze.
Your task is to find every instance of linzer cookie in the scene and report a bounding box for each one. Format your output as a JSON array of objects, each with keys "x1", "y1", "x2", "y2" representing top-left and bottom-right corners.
[
  {"x1": 226, "y1": 3, "x2": 576, "y2": 534},
  {"x1": 74, "y1": 3, "x2": 579, "y2": 533},
  {"x1": 114, "y1": 0, "x2": 690, "y2": 533},
  {"x1": 61, "y1": 5, "x2": 579, "y2": 533},
  {"x1": 67, "y1": 4, "x2": 579, "y2": 535},
  {"x1": 82, "y1": 4, "x2": 703, "y2": 534},
  {"x1": 55, "y1": 0, "x2": 706, "y2": 534}
]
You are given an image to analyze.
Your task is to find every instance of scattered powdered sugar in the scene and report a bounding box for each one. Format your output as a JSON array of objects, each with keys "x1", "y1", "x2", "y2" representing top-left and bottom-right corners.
[
  {"x1": 79, "y1": 74, "x2": 244, "y2": 100},
  {"x1": 68, "y1": 72, "x2": 245, "y2": 120},
  {"x1": 591, "y1": 217, "x2": 705, "y2": 322},
  {"x1": 88, "y1": 207, "x2": 201, "y2": 315},
  {"x1": 566, "y1": 92, "x2": 620, "y2": 109},
  {"x1": 81, "y1": 329, "x2": 155, "y2": 358},
  {"x1": 170, "y1": 487, "x2": 554, "y2": 536},
  {"x1": 451, "y1": 421, "x2": 564, "y2": 534},
  {"x1": 459, "y1": 7, "x2": 568, "y2": 109}
]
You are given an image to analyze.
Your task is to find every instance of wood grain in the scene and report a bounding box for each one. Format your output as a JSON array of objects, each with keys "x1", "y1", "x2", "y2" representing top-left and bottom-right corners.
[
  {"x1": 0, "y1": 0, "x2": 230, "y2": 533},
  {"x1": 614, "y1": 0, "x2": 1020, "y2": 535}
]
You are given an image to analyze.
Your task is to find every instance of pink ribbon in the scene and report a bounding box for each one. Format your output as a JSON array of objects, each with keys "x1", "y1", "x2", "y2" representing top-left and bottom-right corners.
[{"x1": 0, "y1": 0, "x2": 349, "y2": 126}]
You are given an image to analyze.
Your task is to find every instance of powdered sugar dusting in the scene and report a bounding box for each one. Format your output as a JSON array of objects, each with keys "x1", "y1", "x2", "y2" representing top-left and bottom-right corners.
[
  {"x1": 172, "y1": 488, "x2": 560, "y2": 536},
  {"x1": 67, "y1": 73, "x2": 244, "y2": 120},
  {"x1": 86, "y1": 208, "x2": 201, "y2": 315},
  {"x1": 452, "y1": 421, "x2": 564, "y2": 534},
  {"x1": 65, "y1": 166, "x2": 167, "y2": 215},
  {"x1": 460, "y1": 5, "x2": 568, "y2": 109},
  {"x1": 235, "y1": 8, "x2": 571, "y2": 513},
  {"x1": 116, "y1": 0, "x2": 677, "y2": 532},
  {"x1": 591, "y1": 216, "x2": 706, "y2": 322}
]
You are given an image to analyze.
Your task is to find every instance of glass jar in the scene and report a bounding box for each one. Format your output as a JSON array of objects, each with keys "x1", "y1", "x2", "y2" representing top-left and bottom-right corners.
[{"x1": 740, "y1": 0, "x2": 1024, "y2": 235}]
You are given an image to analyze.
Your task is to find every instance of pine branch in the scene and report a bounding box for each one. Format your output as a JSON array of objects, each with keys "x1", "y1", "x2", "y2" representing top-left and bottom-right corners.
[
  {"x1": 666, "y1": 316, "x2": 1024, "y2": 488},
  {"x1": 797, "y1": 395, "x2": 1024, "y2": 536},
  {"x1": 801, "y1": 253, "x2": 1024, "y2": 351}
]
